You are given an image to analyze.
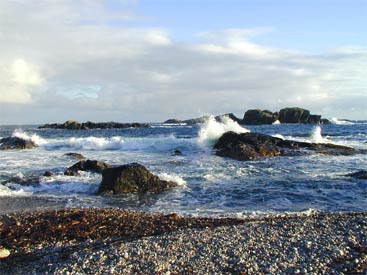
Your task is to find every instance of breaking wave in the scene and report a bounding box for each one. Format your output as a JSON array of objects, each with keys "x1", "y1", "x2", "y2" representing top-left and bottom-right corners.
[
  {"x1": 12, "y1": 129, "x2": 47, "y2": 145},
  {"x1": 198, "y1": 116, "x2": 249, "y2": 145}
]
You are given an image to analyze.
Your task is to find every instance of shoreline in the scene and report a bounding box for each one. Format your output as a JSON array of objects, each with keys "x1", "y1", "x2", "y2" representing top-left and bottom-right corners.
[{"x1": 0, "y1": 208, "x2": 366, "y2": 274}]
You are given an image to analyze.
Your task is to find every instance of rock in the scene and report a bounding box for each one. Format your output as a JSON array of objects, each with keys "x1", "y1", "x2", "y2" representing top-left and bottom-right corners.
[
  {"x1": 38, "y1": 121, "x2": 150, "y2": 130},
  {"x1": 214, "y1": 131, "x2": 363, "y2": 161},
  {"x1": 43, "y1": 171, "x2": 54, "y2": 177},
  {"x1": 98, "y1": 163, "x2": 178, "y2": 194},
  {"x1": 63, "y1": 152, "x2": 86, "y2": 160},
  {"x1": 183, "y1": 116, "x2": 210, "y2": 125},
  {"x1": 64, "y1": 160, "x2": 112, "y2": 176},
  {"x1": 163, "y1": 119, "x2": 184, "y2": 124},
  {"x1": 242, "y1": 109, "x2": 278, "y2": 125},
  {"x1": 2, "y1": 175, "x2": 40, "y2": 186},
  {"x1": 0, "y1": 248, "x2": 10, "y2": 259},
  {"x1": 0, "y1": 137, "x2": 38, "y2": 150},
  {"x1": 215, "y1": 113, "x2": 242, "y2": 124},
  {"x1": 278, "y1": 107, "x2": 330, "y2": 124},
  {"x1": 346, "y1": 170, "x2": 367, "y2": 180},
  {"x1": 172, "y1": 149, "x2": 183, "y2": 156}
]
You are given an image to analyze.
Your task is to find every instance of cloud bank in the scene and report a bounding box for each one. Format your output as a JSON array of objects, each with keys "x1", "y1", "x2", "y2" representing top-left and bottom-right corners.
[{"x1": 0, "y1": 1, "x2": 366, "y2": 124}]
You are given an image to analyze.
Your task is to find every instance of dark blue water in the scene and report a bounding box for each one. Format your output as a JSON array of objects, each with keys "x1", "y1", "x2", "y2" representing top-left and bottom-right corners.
[{"x1": 0, "y1": 118, "x2": 366, "y2": 216}]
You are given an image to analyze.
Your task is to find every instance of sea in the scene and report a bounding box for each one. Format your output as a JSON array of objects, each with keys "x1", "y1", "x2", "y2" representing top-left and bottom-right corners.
[{"x1": 0, "y1": 117, "x2": 366, "y2": 217}]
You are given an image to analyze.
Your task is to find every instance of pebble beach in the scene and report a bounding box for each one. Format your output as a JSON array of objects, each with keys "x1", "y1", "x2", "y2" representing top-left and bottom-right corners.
[{"x1": 0, "y1": 209, "x2": 366, "y2": 274}]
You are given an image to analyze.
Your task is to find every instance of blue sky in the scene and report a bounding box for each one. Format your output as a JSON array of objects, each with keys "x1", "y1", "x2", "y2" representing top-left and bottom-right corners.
[{"x1": 0, "y1": 0, "x2": 366, "y2": 124}]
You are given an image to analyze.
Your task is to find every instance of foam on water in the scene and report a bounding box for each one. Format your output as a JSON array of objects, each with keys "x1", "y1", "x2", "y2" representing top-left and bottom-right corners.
[
  {"x1": 310, "y1": 125, "x2": 331, "y2": 144},
  {"x1": 198, "y1": 116, "x2": 249, "y2": 145},
  {"x1": 330, "y1": 118, "x2": 354, "y2": 125},
  {"x1": 158, "y1": 173, "x2": 187, "y2": 186},
  {"x1": 12, "y1": 129, "x2": 47, "y2": 145},
  {"x1": 272, "y1": 120, "x2": 281, "y2": 125}
]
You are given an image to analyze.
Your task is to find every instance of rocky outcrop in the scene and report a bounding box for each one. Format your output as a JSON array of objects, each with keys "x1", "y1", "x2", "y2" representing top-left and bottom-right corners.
[
  {"x1": 214, "y1": 131, "x2": 363, "y2": 161},
  {"x1": 215, "y1": 113, "x2": 242, "y2": 124},
  {"x1": 39, "y1": 120, "x2": 150, "y2": 130},
  {"x1": 63, "y1": 152, "x2": 86, "y2": 160},
  {"x1": 163, "y1": 119, "x2": 184, "y2": 124},
  {"x1": 98, "y1": 163, "x2": 178, "y2": 194},
  {"x1": 0, "y1": 137, "x2": 38, "y2": 150},
  {"x1": 242, "y1": 109, "x2": 279, "y2": 125},
  {"x1": 346, "y1": 170, "x2": 367, "y2": 180},
  {"x1": 241, "y1": 107, "x2": 330, "y2": 125},
  {"x1": 163, "y1": 113, "x2": 242, "y2": 125},
  {"x1": 64, "y1": 160, "x2": 112, "y2": 176}
]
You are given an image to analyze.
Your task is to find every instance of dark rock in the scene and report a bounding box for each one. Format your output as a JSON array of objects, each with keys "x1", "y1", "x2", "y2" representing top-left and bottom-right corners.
[
  {"x1": 242, "y1": 109, "x2": 278, "y2": 125},
  {"x1": 163, "y1": 119, "x2": 184, "y2": 124},
  {"x1": 2, "y1": 175, "x2": 40, "y2": 186},
  {"x1": 0, "y1": 137, "x2": 38, "y2": 150},
  {"x1": 214, "y1": 131, "x2": 364, "y2": 161},
  {"x1": 278, "y1": 107, "x2": 330, "y2": 124},
  {"x1": 43, "y1": 171, "x2": 54, "y2": 177},
  {"x1": 98, "y1": 163, "x2": 178, "y2": 194},
  {"x1": 172, "y1": 149, "x2": 183, "y2": 156},
  {"x1": 346, "y1": 170, "x2": 367, "y2": 180},
  {"x1": 63, "y1": 152, "x2": 86, "y2": 160},
  {"x1": 39, "y1": 121, "x2": 150, "y2": 130},
  {"x1": 64, "y1": 160, "x2": 112, "y2": 176},
  {"x1": 183, "y1": 116, "x2": 210, "y2": 125},
  {"x1": 215, "y1": 113, "x2": 242, "y2": 124}
]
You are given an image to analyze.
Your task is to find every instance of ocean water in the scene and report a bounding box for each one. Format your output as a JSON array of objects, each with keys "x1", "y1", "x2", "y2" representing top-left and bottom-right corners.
[{"x1": 0, "y1": 117, "x2": 366, "y2": 217}]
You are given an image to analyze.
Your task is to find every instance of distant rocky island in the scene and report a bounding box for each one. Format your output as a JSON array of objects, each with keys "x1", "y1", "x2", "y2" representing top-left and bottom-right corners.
[
  {"x1": 38, "y1": 120, "x2": 150, "y2": 130},
  {"x1": 164, "y1": 107, "x2": 330, "y2": 125}
]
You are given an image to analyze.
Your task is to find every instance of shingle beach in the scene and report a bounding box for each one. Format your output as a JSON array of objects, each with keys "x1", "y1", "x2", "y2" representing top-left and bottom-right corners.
[{"x1": 0, "y1": 209, "x2": 366, "y2": 274}]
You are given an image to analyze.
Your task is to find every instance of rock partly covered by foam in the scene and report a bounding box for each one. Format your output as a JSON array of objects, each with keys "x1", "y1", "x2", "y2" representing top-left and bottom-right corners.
[
  {"x1": 39, "y1": 120, "x2": 150, "y2": 130},
  {"x1": 214, "y1": 131, "x2": 363, "y2": 161},
  {"x1": 346, "y1": 170, "x2": 367, "y2": 180},
  {"x1": 64, "y1": 160, "x2": 112, "y2": 176},
  {"x1": 63, "y1": 152, "x2": 86, "y2": 160},
  {"x1": 0, "y1": 137, "x2": 38, "y2": 150},
  {"x1": 163, "y1": 113, "x2": 242, "y2": 125},
  {"x1": 98, "y1": 163, "x2": 178, "y2": 194}
]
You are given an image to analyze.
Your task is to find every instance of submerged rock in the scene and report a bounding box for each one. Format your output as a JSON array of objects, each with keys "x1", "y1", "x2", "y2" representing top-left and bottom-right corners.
[
  {"x1": 214, "y1": 131, "x2": 363, "y2": 161},
  {"x1": 346, "y1": 170, "x2": 367, "y2": 180},
  {"x1": 98, "y1": 163, "x2": 178, "y2": 194},
  {"x1": 0, "y1": 137, "x2": 38, "y2": 150},
  {"x1": 63, "y1": 152, "x2": 86, "y2": 160},
  {"x1": 64, "y1": 160, "x2": 112, "y2": 176}
]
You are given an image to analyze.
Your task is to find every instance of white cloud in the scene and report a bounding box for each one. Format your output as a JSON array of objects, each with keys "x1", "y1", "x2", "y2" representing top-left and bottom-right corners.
[{"x1": 0, "y1": 1, "x2": 366, "y2": 123}]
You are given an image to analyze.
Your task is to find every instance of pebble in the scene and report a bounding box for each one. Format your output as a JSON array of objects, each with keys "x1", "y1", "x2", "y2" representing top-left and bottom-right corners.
[{"x1": 0, "y1": 248, "x2": 10, "y2": 259}]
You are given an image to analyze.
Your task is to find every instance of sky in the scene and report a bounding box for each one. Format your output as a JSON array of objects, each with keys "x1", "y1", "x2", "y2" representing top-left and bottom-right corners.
[{"x1": 0, "y1": 0, "x2": 366, "y2": 124}]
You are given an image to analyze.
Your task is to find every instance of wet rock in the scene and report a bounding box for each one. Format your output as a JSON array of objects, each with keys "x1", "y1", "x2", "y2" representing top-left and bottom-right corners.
[
  {"x1": 63, "y1": 152, "x2": 86, "y2": 160},
  {"x1": 98, "y1": 163, "x2": 178, "y2": 194},
  {"x1": 64, "y1": 160, "x2": 112, "y2": 176},
  {"x1": 214, "y1": 131, "x2": 363, "y2": 161},
  {"x1": 242, "y1": 109, "x2": 278, "y2": 125},
  {"x1": 278, "y1": 107, "x2": 330, "y2": 124},
  {"x1": 163, "y1": 119, "x2": 184, "y2": 124},
  {"x1": 2, "y1": 175, "x2": 40, "y2": 186},
  {"x1": 346, "y1": 170, "x2": 367, "y2": 180},
  {"x1": 172, "y1": 149, "x2": 183, "y2": 156},
  {"x1": 0, "y1": 137, "x2": 38, "y2": 150},
  {"x1": 43, "y1": 171, "x2": 54, "y2": 177},
  {"x1": 215, "y1": 113, "x2": 242, "y2": 124}
]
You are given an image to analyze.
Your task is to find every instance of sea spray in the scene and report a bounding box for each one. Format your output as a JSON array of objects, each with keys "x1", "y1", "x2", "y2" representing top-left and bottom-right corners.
[
  {"x1": 198, "y1": 116, "x2": 249, "y2": 145},
  {"x1": 310, "y1": 125, "x2": 329, "y2": 143},
  {"x1": 12, "y1": 129, "x2": 47, "y2": 146}
]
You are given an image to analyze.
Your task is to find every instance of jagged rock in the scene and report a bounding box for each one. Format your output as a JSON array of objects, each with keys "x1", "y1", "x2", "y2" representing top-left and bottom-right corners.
[
  {"x1": 98, "y1": 163, "x2": 178, "y2": 194},
  {"x1": 63, "y1": 152, "x2": 86, "y2": 160},
  {"x1": 38, "y1": 121, "x2": 150, "y2": 130},
  {"x1": 278, "y1": 107, "x2": 330, "y2": 124},
  {"x1": 64, "y1": 160, "x2": 112, "y2": 176},
  {"x1": 0, "y1": 137, "x2": 38, "y2": 150},
  {"x1": 242, "y1": 109, "x2": 278, "y2": 125},
  {"x1": 346, "y1": 170, "x2": 367, "y2": 180},
  {"x1": 214, "y1": 131, "x2": 363, "y2": 161}
]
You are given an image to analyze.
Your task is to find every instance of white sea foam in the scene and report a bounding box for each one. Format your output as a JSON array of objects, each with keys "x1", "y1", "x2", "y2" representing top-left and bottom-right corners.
[
  {"x1": 310, "y1": 125, "x2": 330, "y2": 144},
  {"x1": 330, "y1": 117, "x2": 354, "y2": 125},
  {"x1": 158, "y1": 173, "x2": 186, "y2": 186},
  {"x1": 0, "y1": 184, "x2": 31, "y2": 196},
  {"x1": 272, "y1": 120, "x2": 281, "y2": 125},
  {"x1": 12, "y1": 129, "x2": 47, "y2": 145},
  {"x1": 272, "y1": 134, "x2": 285, "y2": 140},
  {"x1": 198, "y1": 116, "x2": 250, "y2": 145}
]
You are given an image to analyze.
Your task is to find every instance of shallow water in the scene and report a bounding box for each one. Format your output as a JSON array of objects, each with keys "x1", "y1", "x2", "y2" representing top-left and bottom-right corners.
[{"x1": 0, "y1": 118, "x2": 366, "y2": 217}]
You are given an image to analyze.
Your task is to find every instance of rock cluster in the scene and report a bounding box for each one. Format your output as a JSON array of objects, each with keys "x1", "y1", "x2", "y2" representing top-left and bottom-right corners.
[
  {"x1": 38, "y1": 120, "x2": 150, "y2": 130},
  {"x1": 214, "y1": 131, "x2": 363, "y2": 161},
  {"x1": 0, "y1": 137, "x2": 38, "y2": 150},
  {"x1": 64, "y1": 160, "x2": 112, "y2": 176}
]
